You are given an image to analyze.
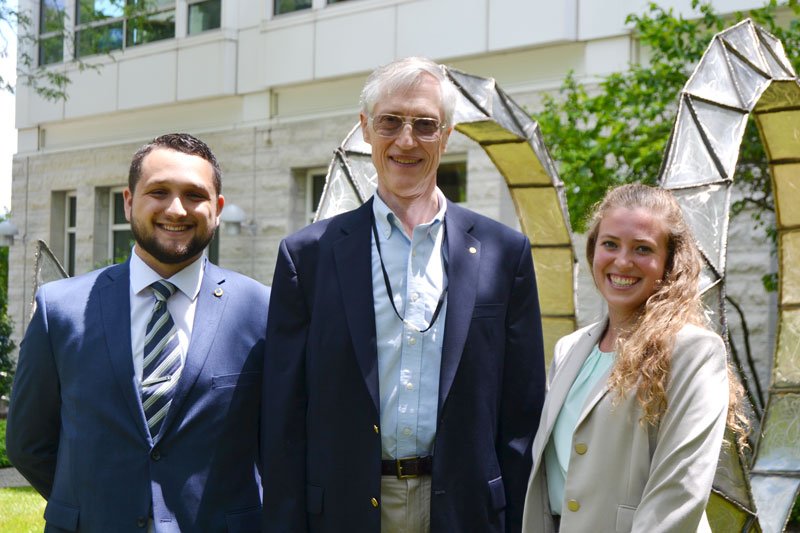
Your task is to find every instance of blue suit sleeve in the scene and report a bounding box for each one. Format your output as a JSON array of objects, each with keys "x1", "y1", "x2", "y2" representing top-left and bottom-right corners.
[
  {"x1": 262, "y1": 239, "x2": 309, "y2": 532},
  {"x1": 500, "y1": 236, "x2": 545, "y2": 532},
  {"x1": 6, "y1": 287, "x2": 62, "y2": 499}
]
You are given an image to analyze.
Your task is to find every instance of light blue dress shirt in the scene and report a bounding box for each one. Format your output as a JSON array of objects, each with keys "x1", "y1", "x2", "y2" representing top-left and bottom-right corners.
[
  {"x1": 544, "y1": 343, "x2": 615, "y2": 514},
  {"x1": 372, "y1": 191, "x2": 448, "y2": 460}
]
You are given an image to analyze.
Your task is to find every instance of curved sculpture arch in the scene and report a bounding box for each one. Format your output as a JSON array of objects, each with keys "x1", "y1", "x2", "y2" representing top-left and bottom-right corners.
[
  {"x1": 315, "y1": 68, "x2": 577, "y2": 360},
  {"x1": 659, "y1": 18, "x2": 800, "y2": 533}
]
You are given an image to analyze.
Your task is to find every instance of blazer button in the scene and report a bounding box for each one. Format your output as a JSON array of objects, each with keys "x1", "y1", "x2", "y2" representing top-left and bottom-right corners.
[
  {"x1": 373, "y1": 425, "x2": 379, "y2": 434},
  {"x1": 136, "y1": 517, "x2": 147, "y2": 528},
  {"x1": 150, "y1": 450, "x2": 161, "y2": 461},
  {"x1": 575, "y1": 443, "x2": 587, "y2": 455},
  {"x1": 371, "y1": 497, "x2": 379, "y2": 508},
  {"x1": 567, "y1": 500, "x2": 580, "y2": 512}
]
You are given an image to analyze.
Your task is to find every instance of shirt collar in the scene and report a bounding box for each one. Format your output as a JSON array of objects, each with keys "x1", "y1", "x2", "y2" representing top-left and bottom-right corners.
[
  {"x1": 129, "y1": 247, "x2": 205, "y2": 301},
  {"x1": 372, "y1": 188, "x2": 448, "y2": 241}
]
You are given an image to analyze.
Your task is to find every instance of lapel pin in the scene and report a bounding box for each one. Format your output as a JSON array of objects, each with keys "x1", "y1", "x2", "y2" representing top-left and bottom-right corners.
[
  {"x1": 214, "y1": 288, "x2": 223, "y2": 297},
  {"x1": 468, "y1": 246, "x2": 477, "y2": 254}
]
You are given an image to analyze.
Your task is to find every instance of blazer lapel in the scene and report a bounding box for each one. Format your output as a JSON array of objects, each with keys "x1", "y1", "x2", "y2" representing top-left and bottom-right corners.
[
  {"x1": 438, "y1": 204, "x2": 480, "y2": 413},
  {"x1": 532, "y1": 320, "x2": 606, "y2": 467},
  {"x1": 99, "y1": 261, "x2": 150, "y2": 442},
  {"x1": 156, "y1": 260, "x2": 228, "y2": 441},
  {"x1": 333, "y1": 201, "x2": 380, "y2": 413},
  {"x1": 574, "y1": 319, "x2": 613, "y2": 429}
]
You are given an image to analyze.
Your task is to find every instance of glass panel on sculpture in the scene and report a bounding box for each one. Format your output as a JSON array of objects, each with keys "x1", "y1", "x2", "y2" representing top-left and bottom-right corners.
[
  {"x1": 453, "y1": 95, "x2": 490, "y2": 125},
  {"x1": 437, "y1": 161, "x2": 467, "y2": 203},
  {"x1": 455, "y1": 121, "x2": 520, "y2": 144},
  {"x1": 749, "y1": 474, "x2": 800, "y2": 533},
  {"x1": 77, "y1": 0, "x2": 124, "y2": 24},
  {"x1": 39, "y1": 35, "x2": 63, "y2": 65},
  {"x1": 760, "y1": 40, "x2": 793, "y2": 79},
  {"x1": 756, "y1": 111, "x2": 800, "y2": 162},
  {"x1": 698, "y1": 264, "x2": 719, "y2": 294},
  {"x1": 722, "y1": 23, "x2": 768, "y2": 75},
  {"x1": 188, "y1": 0, "x2": 221, "y2": 34},
  {"x1": 685, "y1": 40, "x2": 743, "y2": 109},
  {"x1": 752, "y1": 393, "x2": 800, "y2": 471},
  {"x1": 489, "y1": 92, "x2": 521, "y2": 137},
  {"x1": 510, "y1": 188, "x2": 570, "y2": 246},
  {"x1": 34, "y1": 241, "x2": 68, "y2": 292},
  {"x1": 780, "y1": 231, "x2": 800, "y2": 306},
  {"x1": 706, "y1": 492, "x2": 749, "y2": 533},
  {"x1": 346, "y1": 156, "x2": 378, "y2": 201},
  {"x1": 700, "y1": 281, "x2": 724, "y2": 335},
  {"x1": 727, "y1": 49, "x2": 771, "y2": 110},
  {"x1": 447, "y1": 70, "x2": 494, "y2": 115},
  {"x1": 342, "y1": 124, "x2": 371, "y2": 154},
  {"x1": 756, "y1": 28, "x2": 795, "y2": 76},
  {"x1": 529, "y1": 126, "x2": 560, "y2": 184},
  {"x1": 754, "y1": 80, "x2": 800, "y2": 112},
  {"x1": 541, "y1": 317, "x2": 577, "y2": 372},
  {"x1": 773, "y1": 163, "x2": 800, "y2": 228},
  {"x1": 689, "y1": 98, "x2": 748, "y2": 179},
  {"x1": 531, "y1": 247, "x2": 574, "y2": 317},
  {"x1": 315, "y1": 165, "x2": 360, "y2": 222},
  {"x1": 75, "y1": 22, "x2": 123, "y2": 57},
  {"x1": 127, "y1": 9, "x2": 175, "y2": 46},
  {"x1": 660, "y1": 102, "x2": 724, "y2": 188},
  {"x1": 672, "y1": 184, "x2": 729, "y2": 274},
  {"x1": 274, "y1": 0, "x2": 312, "y2": 15},
  {"x1": 774, "y1": 309, "x2": 800, "y2": 388},
  {"x1": 483, "y1": 142, "x2": 552, "y2": 186},
  {"x1": 712, "y1": 429, "x2": 754, "y2": 508}
]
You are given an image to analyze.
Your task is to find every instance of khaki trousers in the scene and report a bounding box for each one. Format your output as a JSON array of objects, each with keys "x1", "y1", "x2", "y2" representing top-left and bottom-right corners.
[{"x1": 380, "y1": 475, "x2": 432, "y2": 533}]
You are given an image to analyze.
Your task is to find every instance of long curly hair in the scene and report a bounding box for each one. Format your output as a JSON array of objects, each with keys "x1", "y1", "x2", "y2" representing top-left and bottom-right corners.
[{"x1": 585, "y1": 184, "x2": 749, "y2": 443}]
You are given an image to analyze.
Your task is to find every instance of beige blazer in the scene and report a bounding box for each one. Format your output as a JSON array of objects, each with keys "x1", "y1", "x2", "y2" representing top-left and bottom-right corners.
[{"x1": 522, "y1": 320, "x2": 729, "y2": 533}]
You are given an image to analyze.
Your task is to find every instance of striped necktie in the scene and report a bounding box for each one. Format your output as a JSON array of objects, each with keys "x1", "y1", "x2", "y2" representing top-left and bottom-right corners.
[{"x1": 141, "y1": 280, "x2": 183, "y2": 438}]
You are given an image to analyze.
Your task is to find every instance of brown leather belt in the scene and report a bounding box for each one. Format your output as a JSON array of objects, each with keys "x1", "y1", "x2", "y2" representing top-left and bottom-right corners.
[{"x1": 381, "y1": 456, "x2": 433, "y2": 479}]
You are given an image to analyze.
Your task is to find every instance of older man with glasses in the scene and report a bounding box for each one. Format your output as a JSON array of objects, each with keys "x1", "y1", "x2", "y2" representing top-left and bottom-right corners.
[{"x1": 262, "y1": 57, "x2": 546, "y2": 533}]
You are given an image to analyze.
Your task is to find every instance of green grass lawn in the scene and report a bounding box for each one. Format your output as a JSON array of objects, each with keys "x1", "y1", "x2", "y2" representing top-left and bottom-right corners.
[{"x1": 0, "y1": 486, "x2": 45, "y2": 532}]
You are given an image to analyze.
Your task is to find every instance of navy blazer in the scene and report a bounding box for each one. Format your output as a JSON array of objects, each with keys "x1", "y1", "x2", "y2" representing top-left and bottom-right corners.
[
  {"x1": 7, "y1": 260, "x2": 270, "y2": 533},
  {"x1": 262, "y1": 199, "x2": 545, "y2": 533}
]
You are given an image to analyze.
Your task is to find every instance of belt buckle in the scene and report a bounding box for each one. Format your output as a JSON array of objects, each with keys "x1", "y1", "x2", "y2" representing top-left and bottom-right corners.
[{"x1": 396, "y1": 456, "x2": 420, "y2": 479}]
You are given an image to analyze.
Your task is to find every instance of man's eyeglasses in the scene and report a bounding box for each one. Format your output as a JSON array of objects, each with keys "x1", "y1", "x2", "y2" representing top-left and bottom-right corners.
[{"x1": 369, "y1": 114, "x2": 444, "y2": 142}]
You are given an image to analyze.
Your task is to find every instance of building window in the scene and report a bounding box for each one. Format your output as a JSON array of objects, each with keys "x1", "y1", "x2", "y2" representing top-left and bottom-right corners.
[
  {"x1": 39, "y1": 0, "x2": 65, "y2": 65},
  {"x1": 188, "y1": 0, "x2": 221, "y2": 34},
  {"x1": 306, "y1": 169, "x2": 326, "y2": 223},
  {"x1": 326, "y1": 0, "x2": 352, "y2": 4},
  {"x1": 110, "y1": 188, "x2": 134, "y2": 263},
  {"x1": 437, "y1": 159, "x2": 467, "y2": 203},
  {"x1": 274, "y1": 0, "x2": 311, "y2": 15},
  {"x1": 74, "y1": 0, "x2": 175, "y2": 59},
  {"x1": 65, "y1": 192, "x2": 77, "y2": 275}
]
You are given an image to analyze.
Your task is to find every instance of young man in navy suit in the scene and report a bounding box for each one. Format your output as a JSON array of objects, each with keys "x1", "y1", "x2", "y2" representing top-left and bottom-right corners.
[
  {"x1": 262, "y1": 57, "x2": 546, "y2": 533},
  {"x1": 7, "y1": 133, "x2": 269, "y2": 532}
]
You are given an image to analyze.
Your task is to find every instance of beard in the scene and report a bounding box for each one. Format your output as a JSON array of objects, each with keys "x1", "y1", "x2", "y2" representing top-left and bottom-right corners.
[{"x1": 131, "y1": 217, "x2": 216, "y2": 266}]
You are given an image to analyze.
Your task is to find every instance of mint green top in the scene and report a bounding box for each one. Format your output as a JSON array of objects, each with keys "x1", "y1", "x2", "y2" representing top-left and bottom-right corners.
[{"x1": 544, "y1": 343, "x2": 615, "y2": 515}]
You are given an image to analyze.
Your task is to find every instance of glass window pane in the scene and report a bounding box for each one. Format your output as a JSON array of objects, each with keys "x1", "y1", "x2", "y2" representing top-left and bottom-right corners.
[
  {"x1": 437, "y1": 161, "x2": 467, "y2": 203},
  {"x1": 68, "y1": 196, "x2": 77, "y2": 228},
  {"x1": 127, "y1": 9, "x2": 175, "y2": 46},
  {"x1": 312, "y1": 174, "x2": 326, "y2": 213},
  {"x1": 188, "y1": 0, "x2": 221, "y2": 34},
  {"x1": 113, "y1": 192, "x2": 127, "y2": 224},
  {"x1": 77, "y1": 0, "x2": 125, "y2": 24},
  {"x1": 40, "y1": 0, "x2": 66, "y2": 34},
  {"x1": 327, "y1": 0, "x2": 352, "y2": 3},
  {"x1": 67, "y1": 232, "x2": 76, "y2": 276},
  {"x1": 207, "y1": 231, "x2": 219, "y2": 264},
  {"x1": 113, "y1": 229, "x2": 134, "y2": 263},
  {"x1": 75, "y1": 22, "x2": 124, "y2": 57},
  {"x1": 275, "y1": 0, "x2": 312, "y2": 15},
  {"x1": 39, "y1": 35, "x2": 64, "y2": 65}
]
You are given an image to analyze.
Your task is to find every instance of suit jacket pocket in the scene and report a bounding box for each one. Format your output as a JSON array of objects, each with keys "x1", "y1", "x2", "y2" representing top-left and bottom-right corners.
[
  {"x1": 43, "y1": 500, "x2": 79, "y2": 531},
  {"x1": 487, "y1": 475, "x2": 506, "y2": 512},
  {"x1": 307, "y1": 484, "x2": 324, "y2": 515},
  {"x1": 225, "y1": 505, "x2": 262, "y2": 532},
  {"x1": 472, "y1": 303, "x2": 502, "y2": 319},
  {"x1": 212, "y1": 371, "x2": 260, "y2": 389},
  {"x1": 616, "y1": 504, "x2": 636, "y2": 532}
]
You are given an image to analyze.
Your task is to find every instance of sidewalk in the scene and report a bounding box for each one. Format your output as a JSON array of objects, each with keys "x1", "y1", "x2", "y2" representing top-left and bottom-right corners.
[{"x1": 0, "y1": 466, "x2": 29, "y2": 488}]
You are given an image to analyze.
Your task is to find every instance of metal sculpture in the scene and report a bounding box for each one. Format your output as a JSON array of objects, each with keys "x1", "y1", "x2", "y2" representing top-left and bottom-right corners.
[
  {"x1": 659, "y1": 18, "x2": 799, "y2": 533},
  {"x1": 315, "y1": 68, "x2": 576, "y2": 361}
]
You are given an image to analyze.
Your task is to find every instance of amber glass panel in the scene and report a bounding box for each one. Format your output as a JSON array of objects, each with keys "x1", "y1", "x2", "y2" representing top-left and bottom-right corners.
[
  {"x1": 774, "y1": 309, "x2": 800, "y2": 388},
  {"x1": 484, "y1": 142, "x2": 552, "y2": 186},
  {"x1": 531, "y1": 247, "x2": 575, "y2": 317},
  {"x1": 510, "y1": 188, "x2": 570, "y2": 246},
  {"x1": 780, "y1": 231, "x2": 800, "y2": 306},
  {"x1": 772, "y1": 163, "x2": 800, "y2": 228}
]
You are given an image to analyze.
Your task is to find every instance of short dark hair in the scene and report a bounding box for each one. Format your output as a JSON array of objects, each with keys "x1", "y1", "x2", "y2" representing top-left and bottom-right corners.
[{"x1": 128, "y1": 133, "x2": 222, "y2": 194}]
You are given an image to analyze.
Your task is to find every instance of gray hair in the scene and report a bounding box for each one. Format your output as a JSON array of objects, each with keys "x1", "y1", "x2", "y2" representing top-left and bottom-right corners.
[{"x1": 359, "y1": 57, "x2": 458, "y2": 128}]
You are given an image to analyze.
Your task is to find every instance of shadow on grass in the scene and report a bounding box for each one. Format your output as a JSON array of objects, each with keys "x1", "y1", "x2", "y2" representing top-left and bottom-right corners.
[{"x1": 0, "y1": 486, "x2": 45, "y2": 533}]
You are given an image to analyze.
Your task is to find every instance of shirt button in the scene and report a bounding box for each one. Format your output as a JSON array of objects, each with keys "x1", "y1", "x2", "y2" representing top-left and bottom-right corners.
[
  {"x1": 406, "y1": 382, "x2": 414, "y2": 390},
  {"x1": 409, "y1": 337, "x2": 416, "y2": 345},
  {"x1": 136, "y1": 517, "x2": 147, "y2": 528},
  {"x1": 403, "y1": 428, "x2": 411, "y2": 436},
  {"x1": 567, "y1": 500, "x2": 580, "y2": 512},
  {"x1": 575, "y1": 443, "x2": 588, "y2": 455},
  {"x1": 412, "y1": 249, "x2": 417, "y2": 257},
  {"x1": 411, "y1": 292, "x2": 419, "y2": 301},
  {"x1": 371, "y1": 497, "x2": 379, "y2": 508}
]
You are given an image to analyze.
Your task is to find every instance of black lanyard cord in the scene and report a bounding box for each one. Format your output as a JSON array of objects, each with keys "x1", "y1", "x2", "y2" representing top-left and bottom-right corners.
[{"x1": 371, "y1": 215, "x2": 448, "y2": 334}]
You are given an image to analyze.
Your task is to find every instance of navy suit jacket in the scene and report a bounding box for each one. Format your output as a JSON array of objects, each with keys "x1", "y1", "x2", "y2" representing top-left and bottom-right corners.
[
  {"x1": 7, "y1": 260, "x2": 270, "y2": 533},
  {"x1": 262, "y1": 199, "x2": 545, "y2": 532}
]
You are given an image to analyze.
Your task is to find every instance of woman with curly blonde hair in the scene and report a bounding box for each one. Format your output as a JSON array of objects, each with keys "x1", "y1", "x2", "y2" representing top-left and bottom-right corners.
[{"x1": 522, "y1": 184, "x2": 748, "y2": 533}]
